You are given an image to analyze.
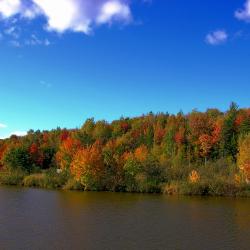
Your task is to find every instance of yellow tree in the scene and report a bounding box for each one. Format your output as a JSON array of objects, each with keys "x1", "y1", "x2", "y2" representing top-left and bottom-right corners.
[
  {"x1": 199, "y1": 134, "x2": 213, "y2": 165},
  {"x1": 70, "y1": 141, "x2": 105, "y2": 190},
  {"x1": 238, "y1": 134, "x2": 250, "y2": 183}
]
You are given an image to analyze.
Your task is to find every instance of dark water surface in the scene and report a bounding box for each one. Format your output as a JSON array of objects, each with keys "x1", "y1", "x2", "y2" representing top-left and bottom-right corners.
[{"x1": 0, "y1": 187, "x2": 249, "y2": 250}]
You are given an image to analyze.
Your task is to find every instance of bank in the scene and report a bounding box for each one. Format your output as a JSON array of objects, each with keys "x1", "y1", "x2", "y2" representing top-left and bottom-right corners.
[{"x1": 1, "y1": 169, "x2": 250, "y2": 197}]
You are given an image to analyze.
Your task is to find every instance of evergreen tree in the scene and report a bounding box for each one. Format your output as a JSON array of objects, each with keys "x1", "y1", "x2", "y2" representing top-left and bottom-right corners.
[{"x1": 220, "y1": 102, "x2": 238, "y2": 160}]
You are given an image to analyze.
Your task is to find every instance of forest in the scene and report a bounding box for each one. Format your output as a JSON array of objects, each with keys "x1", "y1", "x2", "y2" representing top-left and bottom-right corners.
[{"x1": 0, "y1": 102, "x2": 250, "y2": 196}]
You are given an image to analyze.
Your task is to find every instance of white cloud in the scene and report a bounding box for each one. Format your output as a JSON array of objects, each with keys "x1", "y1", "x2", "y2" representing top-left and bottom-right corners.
[
  {"x1": 0, "y1": 130, "x2": 27, "y2": 139},
  {"x1": 0, "y1": 123, "x2": 7, "y2": 129},
  {"x1": 32, "y1": 0, "x2": 90, "y2": 33},
  {"x1": 235, "y1": 0, "x2": 250, "y2": 22},
  {"x1": 0, "y1": 0, "x2": 22, "y2": 18},
  {"x1": 0, "y1": 0, "x2": 132, "y2": 35},
  {"x1": 205, "y1": 30, "x2": 228, "y2": 45},
  {"x1": 10, "y1": 131, "x2": 27, "y2": 137},
  {"x1": 97, "y1": 1, "x2": 131, "y2": 24},
  {"x1": 22, "y1": 4, "x2": 41, "y2": 19}
]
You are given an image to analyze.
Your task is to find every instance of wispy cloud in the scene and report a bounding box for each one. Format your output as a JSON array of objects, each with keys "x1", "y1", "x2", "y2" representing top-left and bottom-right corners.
[
  {"x1": 0, "y1": 0, "x2": 132, "y2": 35},
  {"x1": 0, "y1": 123, "x2": 7, "y2": 129},
  {"x1": 205, "y1": 30, "x2": 228, "y2": 45},
  {"x1": 235, "y1": 0, "x2": 250, "y2": 22},
  {"x1": 3, "y1": 30, "x2": 50, "y2": 47},
  {"x1": 25, "y1": 34, "x2": 50, "y2": 46},
  {"x1": 4, "y1": 25, "x2": 20, "y2": 40},
  {"x1": 9, "y1": 40, "x2": 21, "y2": 47}
]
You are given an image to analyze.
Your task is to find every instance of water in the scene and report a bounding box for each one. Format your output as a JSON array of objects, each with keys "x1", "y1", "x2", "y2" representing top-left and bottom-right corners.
[{"x1": 0, "y1": 187, "x2": 249, "y2": 250}]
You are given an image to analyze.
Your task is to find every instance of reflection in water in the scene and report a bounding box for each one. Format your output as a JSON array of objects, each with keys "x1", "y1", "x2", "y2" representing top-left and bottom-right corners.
[
  {"x1": 0, "y1": 187, "x2": 249, "y2": 250},
  {"x1": 234, "y1": 200, "x2": 250, "y2": 229}
]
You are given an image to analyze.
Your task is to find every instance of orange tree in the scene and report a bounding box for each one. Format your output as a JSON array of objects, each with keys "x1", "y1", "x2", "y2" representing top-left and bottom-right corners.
[
  {"x1": 56, "y1": 137, "x2": 81, "y2": 170},
  {"x1": 70, "y1": 141, "x2": 105, "y2": 190}
]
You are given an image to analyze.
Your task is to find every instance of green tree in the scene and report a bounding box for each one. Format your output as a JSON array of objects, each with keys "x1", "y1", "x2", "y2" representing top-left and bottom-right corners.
[
  {"x1": 220, "y1": 102, "x2": 238, "y2": 160},
  {"x1": 123, "y1": 156, "x2": 142, "y2": 192},
  {"x1": 3, "y1": 146, "x2": 32, "y2": 172}
]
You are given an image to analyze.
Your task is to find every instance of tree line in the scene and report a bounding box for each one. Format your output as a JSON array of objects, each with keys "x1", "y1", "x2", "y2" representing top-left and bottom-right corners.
[{"x1": 0, "y1": 102, "x2": 250, "y2": 195}]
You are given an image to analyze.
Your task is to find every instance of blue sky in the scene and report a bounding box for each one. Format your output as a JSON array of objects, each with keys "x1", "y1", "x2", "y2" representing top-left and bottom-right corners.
[{"x1": 0, "y1": 0, "x2": 250, "y2": 138}]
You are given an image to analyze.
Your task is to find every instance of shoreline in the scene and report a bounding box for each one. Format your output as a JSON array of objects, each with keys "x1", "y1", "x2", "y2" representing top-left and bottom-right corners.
[{"x1": 1, "y1": 172, "x2": 249, "y2": 198}]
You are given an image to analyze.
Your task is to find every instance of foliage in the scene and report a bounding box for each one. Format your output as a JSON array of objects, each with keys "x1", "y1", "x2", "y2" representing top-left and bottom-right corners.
[
  {"x1": 0, "y1": 103, "x2": 250, "y2": 196},
  {"x1": 23, "y1": 174, "x2": 46, "y2": 187},
  {"x1": 56, "y1": 137, "x2": 81, "y2": 170},
  {"x1": 70, "y1": 141, "x2": 105, "y2": 190},
  {"x1": 63, "y1": 178, "x2": 85, "y2": 190},
  {"x1": 3, "y1": 146, "x2": 32, "y2": 173},
  {"x1": 189, "y1": 170, "x2": 200, "y2": 183},
  {"x1": 238, "y1": 133, "x2": 250, "y2": 183},
  {"x1": 0, "y1": 170, "x2": 25, "y2": 186}
]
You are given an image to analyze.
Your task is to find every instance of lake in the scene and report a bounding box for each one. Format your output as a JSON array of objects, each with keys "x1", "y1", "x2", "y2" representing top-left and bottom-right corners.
[{"x1": 0, "y1": 187, "x2": 249, "y2": 250}]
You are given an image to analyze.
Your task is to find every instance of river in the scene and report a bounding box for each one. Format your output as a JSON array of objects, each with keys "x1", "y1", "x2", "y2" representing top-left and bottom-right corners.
[{"x1": 0, "y1": 187, "x2": 249, "y2": 250}]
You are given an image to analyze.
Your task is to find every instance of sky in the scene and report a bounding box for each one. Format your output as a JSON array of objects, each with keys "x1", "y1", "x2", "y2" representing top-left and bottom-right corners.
[{"x1": 0, "y1": 0, "x2": 250, "y2": 138}]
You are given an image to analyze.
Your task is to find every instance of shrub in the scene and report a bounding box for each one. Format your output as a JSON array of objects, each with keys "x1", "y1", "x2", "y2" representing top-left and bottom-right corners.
[
  {"x1": 179, "y1": 181, "x2": 209, "y2": 196},
  {"x1": 43, "y1": 168, "x2": 70, "y2": 189},
  {"x1": 63, "y1": 178, "x2": 85, "y2": 191},
  {"x1": 208, "y1": 179, "x2": 239, "y2": 196},
  {"x1": 163, "y1": 182, "x2": 180, "y2": 195},
  {"x1": 0, "y1": 171, "x2": 25, "y2": 186},
  {"x1": 189, "y1": 170, "x2": 200, "y2": 183},
  {"x1": 23, "y1": 174, "x2": 46, "y2": 188}
]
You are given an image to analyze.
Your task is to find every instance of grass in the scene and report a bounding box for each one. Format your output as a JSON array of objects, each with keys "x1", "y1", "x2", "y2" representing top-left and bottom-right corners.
[
  {"x1": 0, "y1": 159, "x2": 250, "y2": 197},
  {"x1": 0, "y1": 170, "x2": 25, "y2": 186}
]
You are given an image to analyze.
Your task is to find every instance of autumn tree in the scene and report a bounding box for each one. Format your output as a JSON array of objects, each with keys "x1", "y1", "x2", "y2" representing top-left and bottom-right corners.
[
  {"x1": 0, "y1": 142, "x2": 7, "y2": 169},
  {"x1": 27, "y1": 143, "x2": 42, "y2": 169},
  {"x1": 111, "y1": 118, "x2": 131, "y2": 137},
  {"x1": 93, "y1": 120, "x2": 112, "y2": 142},
  {"x1": 78, "y1": 118, "x2": 95, "y2": 146},
  {"x1": 188, "y1": 111, "x2": 213, "y2": 143},
  {"x1": 70, "y1": 141, "x2": 105, "y2": 190},
  {"x1": 102, "y1": 140, "x2": 125, "y2": 191},
  {"x1": 56, "y1": 137, "x2": 81, "y2": 170},
  {"x1": 199, "y1": 134, "x2": 213, "y2": 165},
  {"x1": 154, "y1": 123, "x2": 165, "y2": 145},
  {"x1": 237, "y1": 134, "x2": 250, "y2": 183},
  {"x1": 236, "y1": 109, "x2": 250, "y2": 136},
  {"x1": 124, "y1": 145, "x2": 164, "y2": 192},
  {"x1": 1, "y1": 103, "x2": 249, "y2": 193},
  {"x1": 134, "y1": 144, "x2": 148, "y2": 162}
]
